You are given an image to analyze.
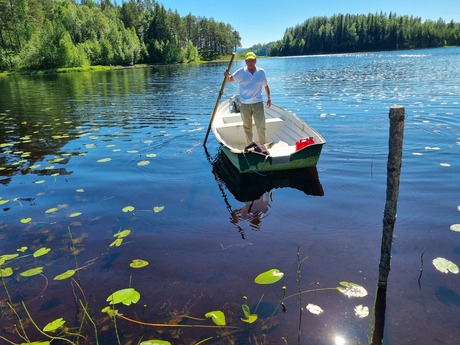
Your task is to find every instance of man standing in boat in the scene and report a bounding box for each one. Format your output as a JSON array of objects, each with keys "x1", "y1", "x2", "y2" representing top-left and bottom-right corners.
[{"x1": 225, "y1": 52, "x2": 271, "y2": 145}]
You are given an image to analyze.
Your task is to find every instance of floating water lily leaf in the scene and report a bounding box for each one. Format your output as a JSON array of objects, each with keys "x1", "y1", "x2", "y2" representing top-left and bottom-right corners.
[
  {"x1": 21, "y1": 341, "x2": 50, "y2": 345},
  {"x1": 0, "y1": 253, "x2": 19, "y2": 265},
  {"x1": 354, "y1": 305, "x2": 369, "y2": 318},
  {"x1": 306, "y1": 303, "x2": 323, "y2": 315},
  {"x1": 122, "y1": 206, "x2": 135, "y2": 213},
  {"x1": 34, "y1": 180, "x2": 46, "y2": 184},
  {"x1": 337, "y1": 282, "x2": 368, "y2": 297},
  {"x1": 127, "y1": 150, "x2": 139, "y2": 154},
  {"x1": 153, "y1": 206, "x2": 164, "y2": 213},
  {"x1": 433, "y1": 257, "x2": 459, "y2": 274},
  {"x1": 114, "y1": 229, "x2": 131, "y2": 238},
  {"x1": 20, "y1": 217, "x2": 32, "y2": 224},
  {"x1": 146, "y1": 153, "x2": 157, "y2": 158},
  {"x1": 107, "y1": 288, "x2": 140, "y2": 306},
  {"x1": 110, "y1": 238, "x2": 123, "y2": 247},
  {"x1": 69, "y1": 212, "x2": 82, "y2": 218},
  {"x1": 137, "y1": 160, "x2": 150, "y2": 166},
  {"x1": 54, "y1": 269, "x2": 76, "y2": 280},
  {"x1": 254, "y1": 268, "x2": 284, "y2": 284},
  {"x1": 205, "y1": 310, "x2": 226, "y2": 326},
  {"x1": 97, "y1": 158, "x2": 112, "y2": 163},
  {"x1": 76, "y1": 189, "x2": 85, "y2": 193},
  {"x1": 450, "y1": 224, "x2": 460, "y2": 232},
  {"x1": 241, "y1": 304, "x2": 257, "y2": 324},
  {"x1": 0, "y1": 267, "x2": 13, "y2": 277},
  {"x1": 45, "y1": 207, "x2": 58, "y2": 214},
  {"x1": 101, "y1": 306, "x2": 118, "y2": 317},
  {"x1": 0, "y1": 199, "x2": 9, "y2": 205},
  {"x1": 43, "y1": 317, "x2": 66, "y2": 332},
  {"x1": 20, "y1": 267, "x2": 43, "y2": 277},
  {"x1": 17, "y1": 246, "x2": 28, "y2": 253},
  {"x1": 33, "y1": 247, "x2": 51, "y2": 258},
  {"x1": 140, "y1": 340, "x2": 171, "y2": 345},
  {"x1": 130, "y1": 259, "x2": 149, "y2": 268}
]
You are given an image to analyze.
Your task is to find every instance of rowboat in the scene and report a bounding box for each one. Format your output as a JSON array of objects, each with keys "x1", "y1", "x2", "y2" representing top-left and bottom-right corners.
[
  {"x1": 212, "y1": 149, "x2": 324, "y2": 202},
  {"x1": 211, "y1": 96, "x2": 326, "y2": 173}
]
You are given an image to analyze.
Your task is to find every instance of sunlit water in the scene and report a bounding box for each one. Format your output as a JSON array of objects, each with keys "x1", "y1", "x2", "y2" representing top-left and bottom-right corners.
[{"x1": 0, "y1": 47, "x2": 459, "y2": 344}]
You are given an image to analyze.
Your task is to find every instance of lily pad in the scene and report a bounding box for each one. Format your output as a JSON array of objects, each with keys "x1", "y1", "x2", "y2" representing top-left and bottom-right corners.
[
  {"x1": 69, "y1": 212, "x2": 82, "y2": 218},
  {"x1": 205, "y1": 310, "x2": 226, "y2": 326},
  {"x1": 110, "y1": 238, "x2": 123, "y2": 247},
  {"x1": 0, "y1": 267, "x2": 13, "y2": 277},
  {"x1": 137, "y1": 160, "x2": 150, "y2": 166},
  {"x1": 140, "y1": 340, "x2": 171, "y2": 345},
  {"x1": 122, "y1": 206, "x2": 135, "y2": 213},
  {"x1": 34, "y1": 247, "x2": 51, "y2": 258},
  {"x1": 354, "y1": 305, "x2": 369, "y2": 318},
  {"x1": 20, "y1": 267, "x2": 44, "y2": 277},
  {"x1": 43, "y1": 317, "x2": 66, "y2": 332},
  {"x1": 45, "y1": 207, "x2": 59, "y2": 214},
  {"x1": 153, "y1": 206, "x2": 165, "y2": 213},
  {"x1": 114, "y1": 229, "x2": 131, "y2": 238},
  {"x1": 306, "y1": 303, "x2": 323, "y2": 315},
  {"x1": 54, "y1": 269, "x2": 76, "y2": 280},
  {"x1": 450, "y1": 224, "x2": 460, "y2": 232},
  {"x1": 254, "y1": 268, "x2": 284, "y2": 284},
  {"x1": 101, "y1": 306, "x2": 118, "y2": 317},
  {"x1": 97, "y1": 158, "x2": 112, "y2": 163},
  {"x1": 433, "y1": 257, "x2": 459, "y2": 274},
  {"x1": 0, "y1": 253, "x2": 19, "y2": 265},
  {"x1": 337, "y1": 282, "x2": 368, "y2": 297},
  {"x1": 241, "y1": 304, "x2": 258, "y2": 324},
  {"x1": 130, "y1": 259, "x2": 149, "y2": 268},
  {"x1": 20, "y1": 217, "x2": 32, "y2": 223},
  {"x1": 107, "y1": 288, "x2": 141, "y2": 306}
]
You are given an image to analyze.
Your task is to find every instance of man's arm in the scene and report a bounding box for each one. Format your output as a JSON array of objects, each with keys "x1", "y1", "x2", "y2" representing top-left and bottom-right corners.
[{"x1": 265, "y1": 85, "x2": 271, "y2": 107}]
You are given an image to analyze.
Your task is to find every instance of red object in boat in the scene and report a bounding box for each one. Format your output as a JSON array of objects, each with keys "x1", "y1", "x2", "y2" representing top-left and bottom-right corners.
[{"x1": 295, "y1": 137, "x2": 315, "y2": 151}]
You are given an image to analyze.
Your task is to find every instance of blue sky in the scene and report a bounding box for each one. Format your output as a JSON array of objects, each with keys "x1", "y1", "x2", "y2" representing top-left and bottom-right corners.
[{"x1": 158, "y1": 0, "x2": 460, "y2": 47}]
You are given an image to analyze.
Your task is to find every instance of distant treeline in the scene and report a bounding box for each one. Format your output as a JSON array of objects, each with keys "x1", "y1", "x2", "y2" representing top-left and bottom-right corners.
[
  {"x1": 2, "y1": 2, "x2": 459, "y2": 72},
  {"x1": 263, "y1": 13, "x2": 460, "y2": 56},
  {"x1": 0, "y1": 0, "x2": 241, "y2": 71}
]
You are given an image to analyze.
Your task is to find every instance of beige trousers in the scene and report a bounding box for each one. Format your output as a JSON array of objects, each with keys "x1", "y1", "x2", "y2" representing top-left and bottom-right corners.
[{"x1": 240, "y1": 102, "x2": 266, "y2": 144}]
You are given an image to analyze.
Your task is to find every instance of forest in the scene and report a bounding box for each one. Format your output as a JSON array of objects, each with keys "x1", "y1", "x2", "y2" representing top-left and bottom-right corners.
[
  {"x1": 1, "y1": 1, "x2": 459, "y2": 72},
  {"x1": 265, "y1": 13, "x2": 460, "y2": 56},
  {"x1": 0, "y1": 0, "x2": 240, "y2": 71}
]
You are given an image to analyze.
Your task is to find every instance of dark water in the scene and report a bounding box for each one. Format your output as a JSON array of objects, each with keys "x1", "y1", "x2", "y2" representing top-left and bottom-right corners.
[{"x1": 0, "y1": 48, "x2": 459, "y2": 344}]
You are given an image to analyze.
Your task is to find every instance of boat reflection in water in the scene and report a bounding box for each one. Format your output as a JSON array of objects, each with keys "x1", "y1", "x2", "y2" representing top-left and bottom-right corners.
[{"x1": 211, "y1": 150, "x2": 324, "y2": 237}]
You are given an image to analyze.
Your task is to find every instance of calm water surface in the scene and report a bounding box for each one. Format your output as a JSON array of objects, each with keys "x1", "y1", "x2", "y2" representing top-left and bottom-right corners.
[{"x1": 1, "y1": 48, "x2": 459, "y2": 344}]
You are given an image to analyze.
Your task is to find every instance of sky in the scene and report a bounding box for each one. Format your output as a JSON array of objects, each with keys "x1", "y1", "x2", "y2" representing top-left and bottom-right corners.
[{"x1": 156, "y1": 0, "x2": 460, "y2": 47}]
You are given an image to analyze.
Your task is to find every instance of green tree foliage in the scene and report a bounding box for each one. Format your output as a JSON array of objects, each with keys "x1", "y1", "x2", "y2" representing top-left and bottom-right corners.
[
  {"x1": 267, "y1": 13, "x2": 460, "y2": 56},
  {"x1": 0, "y1": 0, "x2": 240, "y2": 71}
]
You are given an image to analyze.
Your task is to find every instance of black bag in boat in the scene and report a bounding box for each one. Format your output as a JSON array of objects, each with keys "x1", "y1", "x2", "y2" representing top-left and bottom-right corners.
[{"x1": 244, "y1": 142, "x2": 269, "y2": 155}]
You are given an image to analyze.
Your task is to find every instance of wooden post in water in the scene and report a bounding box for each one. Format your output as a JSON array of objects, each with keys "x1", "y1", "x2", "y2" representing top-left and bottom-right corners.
[{"x1": 372, "y1": 106, "x2": 405, "y2": 345}]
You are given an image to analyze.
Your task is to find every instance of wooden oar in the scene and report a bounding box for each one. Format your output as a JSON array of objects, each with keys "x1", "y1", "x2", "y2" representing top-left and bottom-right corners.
[{"x1": 203, "y1": 52, "x2": 236, "y2": 146}]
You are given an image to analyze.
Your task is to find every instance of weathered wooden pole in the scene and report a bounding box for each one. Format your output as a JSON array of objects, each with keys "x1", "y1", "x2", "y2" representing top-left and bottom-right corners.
[{"x1": 372, "y1": 106, "x2": 405, "y2": 345}]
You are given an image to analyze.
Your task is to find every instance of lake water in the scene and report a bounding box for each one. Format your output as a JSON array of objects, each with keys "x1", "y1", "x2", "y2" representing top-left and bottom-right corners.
[{"x1": 0, "y1": 47, "x2": 459, "y2": 345}]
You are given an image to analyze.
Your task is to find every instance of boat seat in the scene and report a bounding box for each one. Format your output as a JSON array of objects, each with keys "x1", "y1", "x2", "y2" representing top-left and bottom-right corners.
[
  {"x1": 221, "y1": 115, "x2": 243, "y2": 124},
  {"x1": 215, "y1": 118, "x2": 285, "y2": 147}
]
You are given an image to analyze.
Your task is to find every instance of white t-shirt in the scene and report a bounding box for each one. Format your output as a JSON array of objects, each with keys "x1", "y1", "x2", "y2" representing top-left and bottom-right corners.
[{"x1": 232, "y1": 66, "x2": 268, "y2": 104}]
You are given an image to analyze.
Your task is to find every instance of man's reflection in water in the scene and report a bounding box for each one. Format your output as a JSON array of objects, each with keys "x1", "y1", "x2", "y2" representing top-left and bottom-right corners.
[{"x1": 231, "y1": 191, "x2": 272, "y2": 229}]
